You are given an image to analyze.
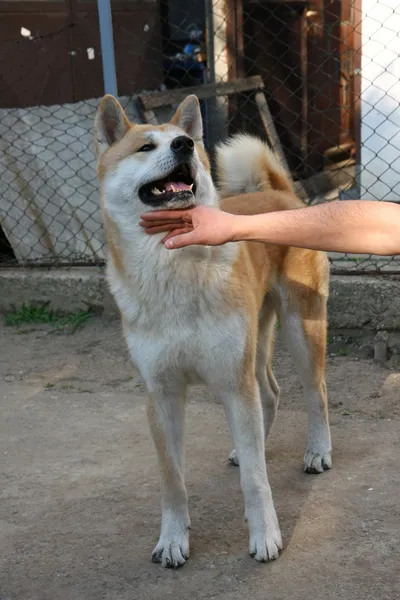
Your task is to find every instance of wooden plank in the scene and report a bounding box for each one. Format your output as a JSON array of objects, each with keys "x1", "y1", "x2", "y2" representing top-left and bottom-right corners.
[
  {"x1": 139, "y1": 75, "x2": 264, "y2": 111},
  {"x1": 235, "y1": 0, "x2": 244, "y2": 78},
  {"x1": 305, "y1": 0, "x2": 339, "y2": 172},
  {"x1": 255, "y1": 91, "x2": 290, "y2": 171},
  {"x1": 324, "y1": 142, "x2": 354, "y2": 160},
  {"x1": 142, "y1": 109, "x2": 158, "y2": 125},
  {"x1": 352, "y1": 0, "x2": 362, "y2": 170},
  {"x1": 298, "y1": 7, "x2": 308, "y2": 162},
  {"x1": 226, "y1": 0, "x2": 244, "y2": 80},
  {"x1": 225, "y1": 0, "x2": 244, "y2": 130}
]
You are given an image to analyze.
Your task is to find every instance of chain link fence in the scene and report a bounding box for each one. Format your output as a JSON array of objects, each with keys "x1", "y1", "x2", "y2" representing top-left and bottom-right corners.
[{"x1": 0, "y1": 0, "x2": 399, "y2": 272}]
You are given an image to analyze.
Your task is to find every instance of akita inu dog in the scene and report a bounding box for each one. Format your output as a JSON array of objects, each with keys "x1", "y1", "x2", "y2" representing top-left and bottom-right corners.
[{"x1": 94, "y1": 94, "x2": 331, "y2": 568}]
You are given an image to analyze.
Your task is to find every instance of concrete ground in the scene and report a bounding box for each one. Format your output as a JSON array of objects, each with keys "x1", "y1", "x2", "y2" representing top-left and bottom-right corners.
[{"x1": 0, "y1": 317, "x2": 399, "y2": 600}]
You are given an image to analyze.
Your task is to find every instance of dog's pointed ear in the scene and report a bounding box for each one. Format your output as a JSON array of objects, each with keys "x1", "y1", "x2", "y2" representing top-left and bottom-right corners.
[
  {"x1": 94, "y1": 95, "x2": 131, "y2": 157},
  {"x1": 170, "y1": 95, "x2": 203, "y2": 146}
]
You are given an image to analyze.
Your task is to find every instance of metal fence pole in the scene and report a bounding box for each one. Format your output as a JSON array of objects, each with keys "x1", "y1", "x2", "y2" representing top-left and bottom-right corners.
[{"x1": 97, "y1": 0, "x2": 118, "y2": 96}]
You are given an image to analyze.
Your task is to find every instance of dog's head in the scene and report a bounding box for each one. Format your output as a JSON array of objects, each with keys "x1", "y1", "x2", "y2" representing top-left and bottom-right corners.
[{"x1": 94, "y1": 95, "x2": 217, "y2": 217}]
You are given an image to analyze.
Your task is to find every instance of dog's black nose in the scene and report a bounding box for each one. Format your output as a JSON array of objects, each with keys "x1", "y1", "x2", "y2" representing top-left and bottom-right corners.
[{"x1": 171, "y1": 136, "x2": 194, "y2": 155}]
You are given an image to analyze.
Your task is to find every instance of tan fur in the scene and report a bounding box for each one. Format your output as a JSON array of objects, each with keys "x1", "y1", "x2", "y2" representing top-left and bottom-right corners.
[
  {"x1": 98, "y1": 124, "x2": 172, "y2": 173},
  {"x1": 216, "y1": 190, "x2": 328, "y2": 406},
  {"x1": 102, "y1": 212, "x2": 124, "y2": 276}
]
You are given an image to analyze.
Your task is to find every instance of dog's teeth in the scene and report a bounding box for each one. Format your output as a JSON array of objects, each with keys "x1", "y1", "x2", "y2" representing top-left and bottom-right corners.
[
  {"x1": 152, "y1": 187, "x2": 162, "y2": 195},
  {"x1": 189, "y1": 184, "x2": 193, "y2": 190}
]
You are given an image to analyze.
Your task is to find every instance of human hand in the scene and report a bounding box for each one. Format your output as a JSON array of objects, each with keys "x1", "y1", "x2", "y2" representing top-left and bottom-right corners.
[{"x1": 139, "y1": 205, "x2": 239, "y2": 249}]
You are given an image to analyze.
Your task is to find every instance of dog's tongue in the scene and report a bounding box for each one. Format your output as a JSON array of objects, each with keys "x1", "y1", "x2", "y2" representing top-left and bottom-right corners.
[{"x1": 164, "y1": 181, "x2": 191, "y2": 192}]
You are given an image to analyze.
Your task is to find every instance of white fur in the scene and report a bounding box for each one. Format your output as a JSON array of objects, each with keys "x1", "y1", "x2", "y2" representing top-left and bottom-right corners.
[{"x1": 216, "y1": 133, "x2": 291, "y2": 195}]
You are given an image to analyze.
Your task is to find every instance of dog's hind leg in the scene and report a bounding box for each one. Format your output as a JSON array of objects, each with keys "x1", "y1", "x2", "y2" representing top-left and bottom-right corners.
[
  {"x1": 229, "y1": 299, "x2": 280, "y2": 467},
  {"x1": 257, "y1": 301, "x2": 280, "y2": 442},
  {"x1": 279, "y1": 252, "x2": 332, "y2": 474},
  {"x1": 147, "y1": 380, "x2": 190, "y2": 567}
]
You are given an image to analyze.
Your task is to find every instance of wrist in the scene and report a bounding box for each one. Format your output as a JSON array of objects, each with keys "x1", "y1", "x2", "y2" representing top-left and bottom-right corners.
[{"x1": 230, "y1": 214, "x2": 258, "y2": 242}]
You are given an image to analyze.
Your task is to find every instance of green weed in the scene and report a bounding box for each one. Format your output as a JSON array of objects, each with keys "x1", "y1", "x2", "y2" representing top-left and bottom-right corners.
[{"x1": 5, "y1": 304, "x2": 93, "y2": 334}]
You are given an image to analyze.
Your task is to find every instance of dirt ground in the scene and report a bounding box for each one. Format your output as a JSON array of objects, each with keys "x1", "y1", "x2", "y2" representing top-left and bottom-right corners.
[{"x1": 0, "y1": 316, "x2": 399, "y2": 600}]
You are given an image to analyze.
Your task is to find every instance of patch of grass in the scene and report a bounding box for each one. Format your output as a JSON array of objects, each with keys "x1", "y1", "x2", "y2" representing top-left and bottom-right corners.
[
  {"x1": 340, "y1": 409, "x2": 351, "y2": 416},
  {"x1": 5, "y1": 304, "x2": 56, "y2": 326},
  {"x1": 56, "y1": 311, "x2": 94, "y2": 334},
  {"x1": 4, "y1": 304, "x2": 93, "y2": 333},
  {"x1": 327, "y1": 334, "x2": 333, "y2": 344},
  {"x1": 44, "y1": 382, "x2": 54, "y2": 389}
]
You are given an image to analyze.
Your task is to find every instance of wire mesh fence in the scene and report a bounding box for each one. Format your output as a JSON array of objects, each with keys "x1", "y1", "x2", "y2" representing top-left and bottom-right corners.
[{"x1": 0, "y1": 0, "x2": 399, "y2": 272}]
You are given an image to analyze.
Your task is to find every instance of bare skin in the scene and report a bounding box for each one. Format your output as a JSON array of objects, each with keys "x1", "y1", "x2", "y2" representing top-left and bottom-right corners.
[{"x1": 139, "y1": 200, "x2": 400, "y2": 256}]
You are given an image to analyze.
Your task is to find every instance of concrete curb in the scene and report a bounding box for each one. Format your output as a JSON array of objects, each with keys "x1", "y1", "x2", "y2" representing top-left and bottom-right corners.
[
  {"x1": 0, "y1": 267, "x2": 117, "y2": 317},
  {"x1": 1, "y1": 268, "x2": 400, "y2": 331},
  {"x1": 328, "y1": 275, "x2": 400, "y2": 330}
]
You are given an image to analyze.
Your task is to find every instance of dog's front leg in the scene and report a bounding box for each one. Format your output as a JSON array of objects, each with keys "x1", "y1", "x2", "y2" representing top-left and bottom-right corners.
[
  {"x1": 147, "y1": 382, "x2": 190, "y2": 568},
  {"x1": 222, "y1": 380, "x2": 283, "y2": 562}
]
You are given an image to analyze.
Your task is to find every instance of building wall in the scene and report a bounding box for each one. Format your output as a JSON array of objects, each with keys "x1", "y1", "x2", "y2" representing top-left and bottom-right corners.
[{"x1": 360, "y1": 0, "x2": 400, "y2": 200}]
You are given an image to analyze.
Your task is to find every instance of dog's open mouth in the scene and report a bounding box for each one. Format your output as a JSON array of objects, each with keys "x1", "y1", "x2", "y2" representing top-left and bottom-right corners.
[{"x1": 139, "y1": 163, "x2": 196, "y2": 206}]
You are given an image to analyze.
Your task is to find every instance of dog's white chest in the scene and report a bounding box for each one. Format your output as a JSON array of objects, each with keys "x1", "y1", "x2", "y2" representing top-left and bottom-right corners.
[
  {"x1": 124, "y1": 300, "x2": 246, "y2": 385},
  {"x1": 108, "y1": 238, "x2": 245, "y2": 385}
]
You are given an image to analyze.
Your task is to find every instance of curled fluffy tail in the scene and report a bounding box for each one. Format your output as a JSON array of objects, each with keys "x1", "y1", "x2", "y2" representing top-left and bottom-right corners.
[{"x1": 216, "y1": 134, "x2": 293, "y2": 197}]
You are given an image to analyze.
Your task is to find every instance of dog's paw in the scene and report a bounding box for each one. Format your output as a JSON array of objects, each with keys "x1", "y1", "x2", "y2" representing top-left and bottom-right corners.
[
  {"x1": 249, "y1": 524, "x2": 283, "y2": 562},
  {"x1": 304, "y1": 449, "x2": 332, "y2": 474},
  {"x1": 151, "y1": 530, "x2": 190, "y2": 568},
  {"x1": 246, "y1": 497, "x2": 283, "y2": 563},
  {"x1": 228, "y1": 448, "x2": 239, "y2": 466}
]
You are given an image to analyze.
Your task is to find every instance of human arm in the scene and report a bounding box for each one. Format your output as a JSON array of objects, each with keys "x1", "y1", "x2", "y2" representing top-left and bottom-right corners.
[{"x1": 139, "y1": 200, "x2": 400, "y2": 255}]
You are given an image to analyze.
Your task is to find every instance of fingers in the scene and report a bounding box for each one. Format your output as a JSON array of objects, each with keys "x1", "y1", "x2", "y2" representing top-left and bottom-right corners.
[
  {"x1": 139, "y1": 218, "x2": 183, "y2": 227},
  {"x1": 139, "y1": 215, "x2": 187, "y2": 236},
  {"x1": 163, "y1": 230, "x2": 199, "y2": 249},
  {"x1": 140, "y1": 210, "x2": 189, "y2": 221},
  {"x1": 139, "y1": 208, "x2": 198, "y2": 247},
  {"x1": 161, "y1": 228, "x2": 192, "y2": 243},
  {"x1": 142, "y1": 224, "x2": 184, "y2": 235}
]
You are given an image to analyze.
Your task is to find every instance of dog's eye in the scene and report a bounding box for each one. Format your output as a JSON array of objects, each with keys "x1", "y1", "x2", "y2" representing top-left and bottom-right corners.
[{"x1": 137, "y1": 143, "x2": 156, "y2": 153}]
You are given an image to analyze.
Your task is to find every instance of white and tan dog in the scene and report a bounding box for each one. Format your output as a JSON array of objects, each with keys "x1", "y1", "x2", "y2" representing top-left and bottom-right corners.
[{"x1": 94, "y1": 94, "x2": 331, "y2": 568}]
